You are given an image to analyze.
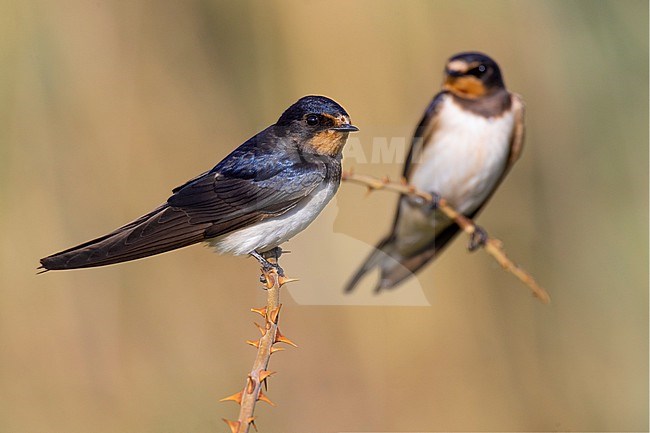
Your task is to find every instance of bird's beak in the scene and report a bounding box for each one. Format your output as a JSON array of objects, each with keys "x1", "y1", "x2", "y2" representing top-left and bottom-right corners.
[{"x1": 329, "y1": 124, "x2": 359, "y2": 132}]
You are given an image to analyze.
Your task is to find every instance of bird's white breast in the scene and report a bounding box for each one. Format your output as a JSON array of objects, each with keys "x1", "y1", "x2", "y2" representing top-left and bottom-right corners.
[
  {"x1": 395, "y1": 97, "x2": 514, "y2": 254},
  {"x1": 411, "y1": 97, "x2": 514, "y2": 214},
  {"x1": 208, "y1": 181, "x2": 338, "y2": 255}
]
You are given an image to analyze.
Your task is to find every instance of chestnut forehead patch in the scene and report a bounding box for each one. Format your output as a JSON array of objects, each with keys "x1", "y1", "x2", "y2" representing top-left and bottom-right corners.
[
  {"x1": 446, "y1": 59, "x2": 468, "y2": 73},
  {"x1": 321, "y1": 113, "x2": 351, "y2": 125},
  {"x1": 446, "y1": 60, "x2": 482, "y2": 75}
]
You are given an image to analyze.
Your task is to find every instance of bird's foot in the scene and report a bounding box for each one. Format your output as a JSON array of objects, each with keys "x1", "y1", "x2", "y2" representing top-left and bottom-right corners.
[
  {"x1": 468, "y1": 225, "x2": 488, "y2": 252},
  {"x1": 262, "y1": 247, "x2": 285, "y2": 262},
  {"x1": 251, "y1": 249, "x2": 285, "y2": 283},
  {"x1": 425, "y1": 191, "x2": 443, "y2": 211},
  {"x1": 408, "y1": 191, "x2": 442, "y2": 214}
]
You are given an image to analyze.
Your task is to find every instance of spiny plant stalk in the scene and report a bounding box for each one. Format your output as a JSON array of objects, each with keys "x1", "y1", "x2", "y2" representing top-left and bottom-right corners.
[
  {"x1": 342, "y1": 170, "x2": 550, "y2": 304},
  {"x1": 222, "y1": 264, "x2": 298, "y2": 433}
]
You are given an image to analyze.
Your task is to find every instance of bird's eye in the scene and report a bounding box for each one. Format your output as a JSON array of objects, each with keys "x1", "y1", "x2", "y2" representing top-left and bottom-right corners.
[
  {"x1": 306, "y1": 114, "x2": 320, "y2": 126},
  {"x1": 467, "y1": 64, "x2": 487, "y2": 77}
]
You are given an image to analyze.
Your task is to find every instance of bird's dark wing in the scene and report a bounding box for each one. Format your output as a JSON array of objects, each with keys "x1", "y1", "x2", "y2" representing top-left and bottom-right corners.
[
  {"x1": 503, "y1": 93, "x2": 525, "y2": 175},
  {"x1": 386, "y1": 92, "x2": 446, "y2": 234},
  {"x1": 39, "y1": 139, "x2": 329, "y2": 270},
  {"x1": 402, "y1": 91, "x2": 447, "y2": 180},
  {"x1": 39, "y1": 204, "x2": 212, "y2": 270},
  {"x1": 168, "y1": 154, "x2": 329, "y2": 236}
]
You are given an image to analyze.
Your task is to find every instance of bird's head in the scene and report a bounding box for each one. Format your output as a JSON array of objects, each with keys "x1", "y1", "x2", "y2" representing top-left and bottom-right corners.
[
  {"x1": 276, "y1": 95, "x2": 358, "y2": 157},
  {"x1": 442, "y1": 52, "x2": 505, "y2": 99}
]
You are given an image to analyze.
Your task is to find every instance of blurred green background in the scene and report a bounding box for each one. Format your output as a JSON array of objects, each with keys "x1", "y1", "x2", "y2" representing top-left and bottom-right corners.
[{"x1": 1, "y1": 1, "x2": 647, "y2": 432}]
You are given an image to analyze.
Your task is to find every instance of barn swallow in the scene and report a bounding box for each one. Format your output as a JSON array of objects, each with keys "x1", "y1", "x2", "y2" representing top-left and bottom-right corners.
[
  {"x1": 40, "y1": 95, "x2": 358, "y2": 273},
  {"x1": 345, "y1": 52, "x2": 525, "y2": 292}
]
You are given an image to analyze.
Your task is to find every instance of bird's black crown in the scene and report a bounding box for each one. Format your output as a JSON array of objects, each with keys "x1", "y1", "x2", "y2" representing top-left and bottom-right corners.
[{"x1": 276, "y1": 95, "x2": 350, "y2": 127}]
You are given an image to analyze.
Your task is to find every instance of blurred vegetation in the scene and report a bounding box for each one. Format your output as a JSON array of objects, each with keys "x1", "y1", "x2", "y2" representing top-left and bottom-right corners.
[{"x1": 0, "y1": 1, "x2": 647, "y2": 432}]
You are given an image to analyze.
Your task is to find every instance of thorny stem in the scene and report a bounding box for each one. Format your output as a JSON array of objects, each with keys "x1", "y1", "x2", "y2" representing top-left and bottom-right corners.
[
  {"x1": 222, "y1": 262, "x2": 297, "y2": 433},
  {"x1": 342, "y1": 171, "x2": 550, "y2": 304}
]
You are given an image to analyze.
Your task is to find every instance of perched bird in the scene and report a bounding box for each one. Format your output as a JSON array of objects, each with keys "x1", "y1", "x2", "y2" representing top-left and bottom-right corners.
[
  {"x1": 40, "y1": 95, "x2": 358, "y2": 273},
  {"x1": 345, "y1": 52, "x2": 525, "y2": 293}
]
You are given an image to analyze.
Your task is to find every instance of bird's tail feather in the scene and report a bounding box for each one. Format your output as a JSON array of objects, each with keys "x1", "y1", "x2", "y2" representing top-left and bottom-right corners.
[
  {"x1": 345, "y1": 222, "x2": 464, "y2": 293},
  {"x1": 39, "y1": 204, "x2": 211, "y2": 270},
  {"x1": 344, "y1": 236, "x2": 395, "y2": 293},
  {"x1": 373, "y1": 248, "x2": 438, "y2": 292},
  {"x1": 345, "y1": 238, "x2": 438, "y2": 293}
]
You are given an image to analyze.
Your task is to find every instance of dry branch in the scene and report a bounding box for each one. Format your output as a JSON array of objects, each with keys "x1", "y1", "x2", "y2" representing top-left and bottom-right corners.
[
  {"x1": 342, "y1": 171, "x2": 550, "y2": 304},
  {"x1": 222, "y1": 266, "x2": 297, "y2": 433}
]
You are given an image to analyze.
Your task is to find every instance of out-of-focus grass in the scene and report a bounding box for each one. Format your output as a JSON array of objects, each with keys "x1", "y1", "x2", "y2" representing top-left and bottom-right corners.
[{"x1": 0, "y1": 1, "x2": 647, "y2": 432}]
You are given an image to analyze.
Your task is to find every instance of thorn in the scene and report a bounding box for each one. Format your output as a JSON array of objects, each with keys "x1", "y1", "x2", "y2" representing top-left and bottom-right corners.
[
  {"x1": 219, "y1": 390, "x2": 243, "y2": 405},
  {"x1": 251, "y1": 306, "x2": 267, "y2": 317},
  {"x1": 253, "y1": 322, "x2": 267, "y2": 335},
  {"x1": 270, "y1": 346, "x2": 285, "y2": 354},
  {"x1": 264, "y1": 268, "x2": 282, "y2": 289},
  {"x1": 263, "y1": 272, "x2": 276, "y2": 289},
  {"x1": 246, "y1": 339, "x2": 260, "y2": 348},
  {"x1": 408, "y1": 185, "x2": 416, "y2": 193},
  {"x1": 260, "y1": 267, "x2": 272, "y2": 284},
  {"x1": 275, "y1": 328, "x2": 298, "y2": 347},
  {"x1": 258, "y1": 370, "x2": 276, "y2": 383},
  {"x1": 247, "y1": 417, "x2": 257, "y2": 431},
  {"x1": 278, "y1": 276, "x2": 299, "y2": 286},
  {"x1": 381, "y1": 175, "x2": 390, "y2": 184},
  {"x1": 222, "y1": 419, "x2": 240, "y2": 433},
  {"x1": 246, "y1": 375, "x2": 255, "y2": 394},
  {"x1": 257, "y1": 390, "x2": 276, "y2": 406},
  {"x1": 269, "y1": 304, "x2": 282, "y2": 324},
  {"x1": 259, "y1": 369, "x2": 275, "y2": 392}
]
